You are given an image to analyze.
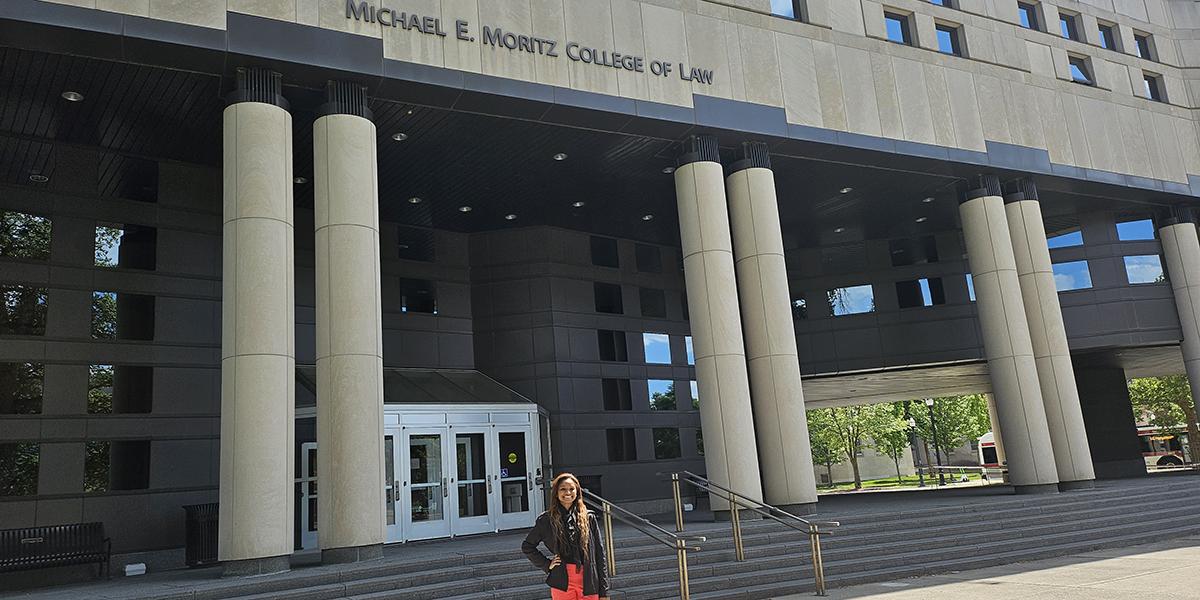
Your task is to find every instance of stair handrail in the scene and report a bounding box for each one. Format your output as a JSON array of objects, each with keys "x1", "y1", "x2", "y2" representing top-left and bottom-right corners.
[
  {"x1": 671, "y1": 471, "x2": 839, "y2": 596},
  {"x1": 580, "y1": 487, "x2": 705, "y2": 600}
]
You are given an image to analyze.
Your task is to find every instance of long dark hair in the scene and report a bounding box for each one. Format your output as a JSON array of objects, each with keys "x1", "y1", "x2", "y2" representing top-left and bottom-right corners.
[{"x1": 548, "y1": 472, "x2": 590, "y2": 561}]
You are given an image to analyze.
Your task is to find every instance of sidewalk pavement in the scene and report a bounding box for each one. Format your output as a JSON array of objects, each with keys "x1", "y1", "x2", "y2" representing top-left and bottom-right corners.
[{"x1": 775, "y1": 535, "x2": 1200, "y2": 599}]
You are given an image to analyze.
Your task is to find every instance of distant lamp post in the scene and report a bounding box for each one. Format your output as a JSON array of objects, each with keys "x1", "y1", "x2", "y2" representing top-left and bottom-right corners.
[
  {"x1": 925, "y1": 398, "x2": 946, "y2": 486},
  {"x1": 905, "y1": 414, "x2": 925, "y2": 488}
]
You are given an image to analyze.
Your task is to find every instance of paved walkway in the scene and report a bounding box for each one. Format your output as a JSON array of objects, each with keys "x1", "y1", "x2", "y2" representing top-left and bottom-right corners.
[{"x1": 776, "y1": 535, "x2": 1200, "y2": 599}]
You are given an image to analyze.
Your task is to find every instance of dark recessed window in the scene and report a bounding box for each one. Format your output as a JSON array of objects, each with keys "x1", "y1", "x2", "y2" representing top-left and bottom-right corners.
[
  {"x1": 649, "y1": 380, "x2": 676, "y2": 411},
  {"x1": 399, "y1": 278, "x2": 436, "y2": 314},
  {"x1": 792, "y1": 295, "x2": 808, "y2": 319},
  {"x1": 936, "y1": 23, "x2": 963, "y2": 56},
  {"x1": 85, "y1": 440, "x2": 151, "y2": 492},
  {"x1": 884, "y1": 12, "x2": 913, "y2": 45},
  {"x1": 1116, "y1": 218, "x2": 1156, "y2": 241},
  {"x1": 1, "y1": 210, "x2": 51, "y2": 260},
  {"x1": 1068, "y1": 55, "x2": 1093, "y2": 85},
  {"x1": 1059, "y1": 12, "x2": 1079, "y2": 41},
  {"x1": 0, "y1": 362, "x2": 43, "y2": 415},
  {"x1": 88, "y1": 365, "x2": 152, "y2": 414},
  {"x1": 1143, "y1": 72, "x2": 1164, "y2": 102},
  {"x1": 889, "y1": 235, "x2": 939, "y2": 267},
  {"x1": 1017, "y1": 2, "x2": 1039, "y2": 30},
  {"x1": 606, "y1": 428, "x2": 637, "y2": 462},
  {"x1": 598, "y1": 329, "x2": 628, "y2": 362},
  {"x1": 653, "y1": 428, "x2": 681, "y2": 460},
  {"x1": 635, "y1": 244, "x2": 662, "y2": 273},
  {"x1": 594, "y1": 282, "x2": 624, "y2": 314},
  {"x1": 896, "y1": 278, "x2": 946, "y2": 309},
  {"x1": 1097, "y1": 23, "x2": 1116, "y2": 50},
  {"x1": 0, "y1": 443, "x2": 39, "y2": 496},
  {"x1": 1134, "y1": 32, "x2": 1153, "y2": 60},
  {"x1": 696, "y1": 428, "x2": 704, "y2": 456},
  {"x1": 590, "y1": 236, "x2": 619, "y2": 268},
  {"x1": 602, "y1": 378, "x2": 632, "y2": 411},
  {"x1": 397, "y1": 225, "x2": 435, "y2": 262},
  {"x1": 1047, "y1": 229, "x2": 1084, "y2": 248},
  {"x1": 93, "y1": 291, "x2": 155, "y2": 340},
  {"x1": 639, "y1": 287, "x2": 667, "y2": 318},
  {"x1": 1, "y1": 284, "x2": 47, "y2": 336},
  {"x1": 96, "y1": 223, "x2": 156, "y2": 270}
]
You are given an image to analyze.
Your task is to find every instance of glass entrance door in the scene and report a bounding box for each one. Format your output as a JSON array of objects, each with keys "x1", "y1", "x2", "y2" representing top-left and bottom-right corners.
[
  {"x1": 299, "y1": 442, "x2": 318, "y2": 549},
  {"x1": 496, "y1": 427, "x2": 537, "y2": 530},
  {"x1": 383, "y1": 431, "x2": 402, "y2": 542},
  {"x1": 452, "y1": 428, "x2": 496, "y2": 536},
  {"x1": 401, "y1": 428, "x2": 450, "y2": 540}
]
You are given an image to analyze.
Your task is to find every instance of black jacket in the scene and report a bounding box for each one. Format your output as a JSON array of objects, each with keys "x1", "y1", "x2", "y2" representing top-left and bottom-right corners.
[{"x1": 521, "y1": 510, "x2": 610, "y2": 597}]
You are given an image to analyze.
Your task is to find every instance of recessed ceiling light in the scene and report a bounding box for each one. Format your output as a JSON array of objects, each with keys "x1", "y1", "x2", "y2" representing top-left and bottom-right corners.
[
  {"x1": 662, "y1": 166, "x2": 675, "y2": 174},
  {"x1": 922, "y1": 197, "x2": 935, "y2": 203},
  {"x1": 840, "y1": 187, "x2": 854, "y2": 194},
  {"x1": 552, "y1": 153, "x2": 568, "y2": 161},
  {"x1": 406, "y1": 109, "x2": 413, "y2": 115},
  {"x1": 915, "y1": 216, "x2": 928, "y2": 223},
  {"x1": 407, "y1": 197, "x2": 422, "y2": 204},
  {"x1": 392, "y1": 132, "x2": 408, "y2": 141},
  {"x1": 294, "y1": 176, "x2": 307, "y2": 184},
  {"x1": 398, "y1": 243, "x2": 410, "y2": 250},
  {"x1": 504, "y1": 214, "x2": 517, "y2": 221},
  {"x1": 641, "y1": 214, "x2": 654, "y2": 221},
  {"x1": 891, "y1": 249, "x2": 905, "y2": 255},
  {"x1": 458, "y1": 205, "x2": 472, "y2": 213},
  {"x1": 833, "y1": 227, "x2": 846, "y2": 233},
  {"x1": 572, "y1": 201, "x2": 585, "y2": 208},
  {"x1": 29, "y1": 174, "x2": 48, "y2": 183},
  {"x1": 61, "y1": 91, "x2": 84, "y2": 102}
]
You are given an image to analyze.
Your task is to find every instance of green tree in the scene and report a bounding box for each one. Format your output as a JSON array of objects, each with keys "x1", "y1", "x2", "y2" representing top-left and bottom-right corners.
[
  {"x1": 0, "y1": 210, "x2": 52, "y2": 260},
  {"x1": 826, "y1": 404, "x2": 892, "y2": 489},
  {"x1": 651, "y1": 383, "x2": 677, "y2": 411},
  {"x1": 0, "y1": 442, "x2": 40, "y2": 496},
  {"x1": 0, "y1": 362, "x2": 43, "y2": 414},
  {"x1": 807, "y1": 409, "x2": 844, "y2": 487},
  {"x1": 872, "y1": 403, "x2": 913, "y2": 485},
  {"x1": 92, "y1": 292, "x2": 117, "y2": 339},
  {"x1": 94, "y1": 225, "x2": 122, "y2": 267},
  {"x1": 88, "y1": 365, "x2": 114, "y2": 414},
  {"x1": 910, "y1": 394, "x2": 991, "y2": 463},
  {"x1": 1128, "y1": 375, "x2": 1198, "y2": 463}
]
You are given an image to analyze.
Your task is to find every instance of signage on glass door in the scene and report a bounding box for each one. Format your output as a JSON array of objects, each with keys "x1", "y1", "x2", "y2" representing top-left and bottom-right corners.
[{"x1": 346, "y1": 0, "x2": 716, "y2": 84}]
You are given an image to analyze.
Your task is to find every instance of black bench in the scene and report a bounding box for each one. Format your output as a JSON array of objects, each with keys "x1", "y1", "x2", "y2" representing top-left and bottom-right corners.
[{"x1": 0, "y1": 522, "x2": 111, "y2": 578}]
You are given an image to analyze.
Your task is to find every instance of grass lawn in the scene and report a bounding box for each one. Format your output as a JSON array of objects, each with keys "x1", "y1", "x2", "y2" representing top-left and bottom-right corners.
[{"x1": 816, "y1": 472, "x2": 986, "y2": 493}]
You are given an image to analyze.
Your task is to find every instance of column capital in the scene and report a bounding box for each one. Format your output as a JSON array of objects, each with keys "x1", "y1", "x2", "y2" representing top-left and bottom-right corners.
[
  {"x1": 1002, "y1": 178, "x2": 1039, "y2": 204},
  {"x1": 677, "y1": 134, "x2": 720, "y2": 167},
  {"x1": 225, "y1": 67, "x2": 288, "y2": 110},
  {"x1": 1156, "y1": 205, "x2": 1197, "y2": 228},
  {"x1": 727, "y1": 141, "x2": 771, "y2": 174},
  {"x1": 961, "y1": 174, "x2": 1002, "y2": 203},
  {"x1": 317, "y1": 80, "x2": 373, "y2": 120}
]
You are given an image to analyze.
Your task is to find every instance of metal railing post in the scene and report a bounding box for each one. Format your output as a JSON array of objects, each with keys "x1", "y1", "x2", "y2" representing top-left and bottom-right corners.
[
  {"x1": 730, "y1": 502, "x2": 745, "y2": 562},
  {"x1": 672, "y1": 472, "x2": 685, "y2": 533},
  {"x1": 676, "y1": 538, "x2": 691, "y2": 600},
  {"x1": 809, "y1": 523, "x2": 827, "y2": 596},
  {"x1": 602, "y1": 501, "x2": 616, "y2": 576}
]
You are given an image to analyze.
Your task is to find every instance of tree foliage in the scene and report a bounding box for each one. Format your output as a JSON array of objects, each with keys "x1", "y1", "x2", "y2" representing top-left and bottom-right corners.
[
  {"x1": 0, "y1": 210, "x2": 51, "y2": 260},
  {"x1": 806, "y1": 409, "x2": 844, "y2": 486},
  {"x1": 871, "y1": 403, "x2": 912, "y2": 485},
  {"x1": 909, "y1": 394, "x2": 991, "y2": 458},
  {"x1": 1128, "y1": 375, "x2": 1198, "y2": 462},
  {"x1": 651, "y1": 382, "x2": 677, "y2": 411}
]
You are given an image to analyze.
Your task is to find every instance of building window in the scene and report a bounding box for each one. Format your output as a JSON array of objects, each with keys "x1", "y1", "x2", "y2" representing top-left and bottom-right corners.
[
  {"x1": 1047, "y1": 229, "x2": 1084, "y2": 248},
  {"x1": 1059, "y1": 12, "x2": 1079, "y2": 41},
  {"x1": 95, "y1": 223, "x2": 156, "y2": 270},
  {"x1": 792, "y1": 296, "x2": 808, "y2": 319},
  {"x1": 689, "y1": 380, "x2": 699, "y2": 409},
  {"x1": 399, "y1": 278, "x2": 436, "y2": 314},
  {"x1": 1017, "y1": 2, "x2": 1039, "y2": 30},
  {"x1": 594, "y1": 282, "x2": 624, "y2": 314},
  {"x1": 1, "y1": 210, "x2": 51, "y2": 260},
  {"x1": 88, "y1": 365, "x2": 152, "y2": 414},
  {"x1": 396, "y1": 225, "x2": 435, "y2": 262},
  {"x1": 653, "y1": 428, "x2": 681, "y2": 460},
  {"x1": 896, "y1": 278, "x2": 946, "y2": 308},
  {"x1": 685, "y1": 336, "x2": 695, "y2": 365},
  {"x1": 0, "y1": 442, "x2": 39, "y2": 496},
  {"x1": 643, "y1": 332, "x2": 671, "y2": 364},
  {"x1": 602, "y1": 378, "x2": 632, "y2": 411},
  {"x1": 770, "y1": 0, "x2": 803, "y2": 20},
  {"x1": 92, "y1": 291, "x2": 155, "y2": 340},
  {"x1": 929, "y1": 0, "x2": 953, "y2": 6},
  {"x1": 639, "y1": 287, "x2": 667, "y2": 318},
  {"x1": 590, "y1": 236, "x2": 619, "y2": 268},
  {"x1": 85, "y1": 440, "x2": 151, "y2": 492},
  {"x1": 0, "y1": 362, "x2": 43, "y2": 415},
  {"x1": 598, "y1": 330, "x2": 628, "y2": 362},
  {"x1": 884, "y1": 12, "x2": 913, "y2": 45},
  {"x1": 1116, "y1": 218, "x2": 1156, "y2": 241},
  {"x1": 1, "y1": 284, "x2": 47, "y2": 336},
  {"x1": 966, "y1": 273, "x2": 976, "y2": 302},
  {"x1": 606, "y1": 429, "x2": 637, "y2": 462},
  {"x1": 1097, "y1": 22, "x2": 1117, "y2": 50},
  {"x1": 1068, "y1": 55, "x2": 1093, "y2": 85},
  {"x1": 1143, "y1": 72, "x2": 1164, "y2": 102},
  {"x1": 889, "y1": 235, "x2": 939, "y2": 266},
  {"x1": 1134, "y1": 32, "x2": 1153, "y2": 60},
  {"x1": 936, "y1": 23, "x2": 964, "y2": 56},
  {"x1": 1052, "y1": 260, "x2": 1093, "y2": 291},
  {"x1": 696, "y1": 428, "x2": 704, "y2": 456},
  {"x1": 648, "y1": 380, "x2": 676, "y2": 410},
  {"x1": 1124, "y1": 255, "x2": 1165, "y2": 284},
  {"x1": 634, "y1": 243, "x2": 662, "y2": 273},
  {"x1": 828, "y1": 284, "x2": 875, "y2": 316}
]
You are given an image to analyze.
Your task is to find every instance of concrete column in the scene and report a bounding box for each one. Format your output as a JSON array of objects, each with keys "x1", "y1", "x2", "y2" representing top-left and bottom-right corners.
[
  {"x1": 313, "y1": 81, "x2": 386, "y2": 564},
  {"x1": 984, "y1": 393, "x2": 1007, "y2": 466},
  {"x1": 1003, "y1": 180, "x2": 1095, "y2": 491},
  {"x1": 724, "y1": 142, "x2": 817, "y2": 512},
  {"x1": 219, "y1": 68, "x2": 295, "y2": 575},
  {"x1": 673, "y1": 135, "x2": 764, "y2": 511},
  {"x1": 960, "y1": 175, "x2": 1058, "y2": 494},
  {"x1": 1158, "y1": 212, "x2": 1200, "y2": 450}
]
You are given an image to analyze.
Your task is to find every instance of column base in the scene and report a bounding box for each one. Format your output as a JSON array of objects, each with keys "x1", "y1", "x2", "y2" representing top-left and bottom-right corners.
[
  {"x1": 713, "y1": 509, "x2": 763, "y2": 523},
  {"x1": 773, "y1": 502, "x2": 818, "y2": 516},
  {"x1": 1058, "y1": 479, "x2": 1095, "y2": 492},
  {"x1": 1013, "y1": 483, "x2": 1060, "y2": 495},
  {"x1": 221, "y1": 555, "x2": 290, "y2": 577},
  {"x1": 322, "y1": 543, "x2": 384, "y2": 565}
]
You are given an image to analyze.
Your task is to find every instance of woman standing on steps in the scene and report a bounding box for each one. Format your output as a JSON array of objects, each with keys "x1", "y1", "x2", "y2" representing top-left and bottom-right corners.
[{"x1": 521, "y1": 472, "x2": 610, "y2": 600}]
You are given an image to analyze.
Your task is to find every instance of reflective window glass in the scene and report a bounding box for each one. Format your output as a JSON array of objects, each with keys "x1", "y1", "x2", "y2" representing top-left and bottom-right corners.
[
  {"x1": 1116, "y1": 219, "x2": 1155, "y2": 241},
  {"x1": 1047, "y1": 230, "x2": 1083, "y2": 248},
  {"x1": 828, "y1": 284, "x2": 875, "y2": 316},
  {"x1": 1124, "y1": 255, "x2": 1165, "y2": 284},
  {"x1": 1052, "y1": 260, "x2": 1093, "y2": 291},
  {"x1": 0, "y1": 211, "x2": 51, "y2": 260},
  {"x1": 643, "y1": 332, "x2": 671, "y2": 364},
  {"x1": 648, "y1": 380, "x2": 675, "y2": 410}
]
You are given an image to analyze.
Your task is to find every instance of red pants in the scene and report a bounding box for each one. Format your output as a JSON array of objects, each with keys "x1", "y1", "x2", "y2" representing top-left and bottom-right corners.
[{"x1": 551, "y1": 564, "x2": 598, "y2": 600}]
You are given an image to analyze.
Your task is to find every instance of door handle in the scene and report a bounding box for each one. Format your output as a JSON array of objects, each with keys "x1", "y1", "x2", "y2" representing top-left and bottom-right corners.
[
  {"x1": 443, "y1": 477, "x2": 448, "y2": 498},
  {"x1": 487, "y1": 475, "x2": 493, "y2": 494},
  {"x1": 528, "y1": 473, "x2": 533, "y2": 490}
]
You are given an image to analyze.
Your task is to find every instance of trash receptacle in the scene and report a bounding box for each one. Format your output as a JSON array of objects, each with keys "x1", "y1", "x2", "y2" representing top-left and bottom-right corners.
[{"x1": 183, "y1": 503, "x2": 219, "y2": 567}]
